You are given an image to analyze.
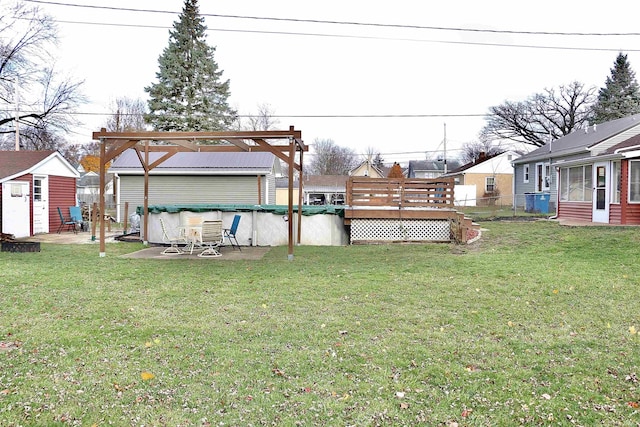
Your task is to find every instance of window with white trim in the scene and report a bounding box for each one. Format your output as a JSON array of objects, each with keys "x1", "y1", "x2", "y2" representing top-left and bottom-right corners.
[
  {"x1": 523, "y1": 165, "x2": 529, "y2": 183},
  {"x1": 559, "y1": 165, "x2": 592, "y2": 202},
  {"x1": 485, "y1": 176, "x2": 496, "y2": 193},
  {"x1": 612, "y1": 161, "x2": 621, "y2": 203},
  {"x1": 535, "y1": 162, "x2": 551, "y2": 192},
  {"x1": 33, "y1": 177, "x2": 43, "y2": 202},
  {"x1": 629, "y1": 160, "x2": 640, "y2": 202}
]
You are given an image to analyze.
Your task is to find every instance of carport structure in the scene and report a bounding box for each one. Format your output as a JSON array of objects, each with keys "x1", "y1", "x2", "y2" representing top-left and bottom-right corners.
[{"x1": 92, "y1": 127, "x2": 306, "y2": 259}]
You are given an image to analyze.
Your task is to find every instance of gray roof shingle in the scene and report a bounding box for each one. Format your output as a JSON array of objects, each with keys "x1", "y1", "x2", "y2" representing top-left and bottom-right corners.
[
  {"x1": 513, "y1": 113, "x2": 640, "y2": 164},
  {"x1": 110, "y1": 149, "x2": 277, "y2": 173},
  {"x1": 0, "y1": 150, "x2": 56, "y2": 181}
]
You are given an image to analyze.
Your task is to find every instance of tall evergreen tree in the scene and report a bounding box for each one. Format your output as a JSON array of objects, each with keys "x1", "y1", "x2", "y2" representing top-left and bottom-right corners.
[
  {"x1": 145, "y1": 0, "x2": 237, "y2": 131},
  {"x1": 592, "y1": 53, "x2": 640, "y2": 123}
]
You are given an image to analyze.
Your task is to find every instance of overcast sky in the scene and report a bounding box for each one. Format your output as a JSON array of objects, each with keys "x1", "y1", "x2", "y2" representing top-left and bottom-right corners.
[{"x1": 27, "y1": 0, "x2": 640, "y2": 164}]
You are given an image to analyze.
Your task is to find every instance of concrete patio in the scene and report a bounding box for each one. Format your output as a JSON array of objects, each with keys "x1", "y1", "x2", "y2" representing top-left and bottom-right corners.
[{"x1": 18, "y1": 230, "x2": 270, "y2": 260}]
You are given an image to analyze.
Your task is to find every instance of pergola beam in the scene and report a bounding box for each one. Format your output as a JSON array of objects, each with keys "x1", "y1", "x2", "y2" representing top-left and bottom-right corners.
[
  {"x1": 92, "y1": 129, "x2": 302, "y2": 141},
  {"x1": 93, "y1": 127, "x2": 306, "y2": 259}
]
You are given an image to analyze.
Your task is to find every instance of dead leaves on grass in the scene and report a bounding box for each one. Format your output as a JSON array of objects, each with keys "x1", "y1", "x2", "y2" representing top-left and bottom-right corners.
[{"x1": 0, "y1": 341, "x2": 22, "y2": 352}]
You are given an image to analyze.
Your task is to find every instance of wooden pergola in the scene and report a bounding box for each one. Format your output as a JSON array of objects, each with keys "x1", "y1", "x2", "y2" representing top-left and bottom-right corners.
[{"x1": 91, "y1": 126, "x2": 306, "y2": 260}]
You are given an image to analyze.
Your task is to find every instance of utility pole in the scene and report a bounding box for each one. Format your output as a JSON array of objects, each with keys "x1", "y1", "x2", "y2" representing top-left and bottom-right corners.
[
  {"x1": 14, "y1": 79, "x2": 20, "y2": 151},
  {"x1": 443, "y1": 123, "x2": 447, "y2": 174}
]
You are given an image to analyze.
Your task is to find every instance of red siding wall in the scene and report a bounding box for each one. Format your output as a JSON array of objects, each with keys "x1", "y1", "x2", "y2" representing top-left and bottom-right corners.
[
  {"x1": 557, "y1": 201, "x2": 591, "y2": 221},
  {"x1": 48, "y1": 175, "x2": 77, "y2": 232},
  {"x1": 610, "y1": 204, "x2": 622, "y2": 224},
  {"x1": 615, "y1": 160, "x2": 640, "y2": 224},
  {"x1": 1, "y1": 173, "x2": 76, "y2": 236},
  {"x1": 557, "y1": 160, "x2": 640, "y2": 224}
]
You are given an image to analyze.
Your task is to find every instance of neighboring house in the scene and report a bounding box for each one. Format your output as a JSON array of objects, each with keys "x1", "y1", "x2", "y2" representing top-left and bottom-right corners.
[
  {"x1": 275, "y1": 175, "x2": 348, "y2": 205},
  {"x1": 109, "y1": 149, "x2": 281, "y2": 222},
  {"x1": 77, "y1": 171, "x2": 115, "y2": 206},
  {"x1": 513, "y1": 113, "x2": 640, "y2": 223},
  {"x1": 407, "y1": 159, "x2": 461, "y2": 178},
  {"x1": 0, "y1": 150, "x2": 80, "y2": 237},
  {"x1": 349, "y1": 160, "x2": 385, "y2": 177},
  {"x1": 275, "y1": 177, "x2": 300, "y2": 205},
  {"x1": 444, "y1": 151, "x2": 520, "y2": 206},
  {"x1": 302, "y1": 175, "x2": 348, "y2": 205}
]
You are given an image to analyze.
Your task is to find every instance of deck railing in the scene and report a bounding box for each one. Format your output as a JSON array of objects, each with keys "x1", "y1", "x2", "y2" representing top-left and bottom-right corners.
[{"x1": 346, "y1": 177, "x2": 455, "y2": 208}]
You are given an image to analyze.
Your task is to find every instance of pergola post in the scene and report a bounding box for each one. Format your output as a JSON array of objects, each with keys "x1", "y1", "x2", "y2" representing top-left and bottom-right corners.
[
  {"x1": 287, "y1": 137, "x2": 295, "y2": 261},
  {"x1": 297, "y1": 149, "x2": 303, "y2": 245},
  {"x1": 99, "y1": 140, "x2": 106, "y2": 257},
  {"x1": 143, "y1": 141, "x2": 150, "y2": 245},
  {"x1": 93, "y1": 128, "x2": 306, "y2": 259}
]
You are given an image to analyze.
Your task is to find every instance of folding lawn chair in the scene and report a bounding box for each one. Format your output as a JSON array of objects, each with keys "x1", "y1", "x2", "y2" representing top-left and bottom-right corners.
[
  {"x1": 224, "y1": 214, "x2": 241, "y2": 251},
  {"x1": 57, "y1": 207, "x2": 78, "y2": 233},
  {"x1": 69, "y1": 206, "x2": 85, "y2": 231}
]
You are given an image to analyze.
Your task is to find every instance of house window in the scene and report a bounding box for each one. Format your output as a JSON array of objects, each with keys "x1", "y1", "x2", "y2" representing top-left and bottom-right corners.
[
  {"x1": 10, "y1": 184, "x2": 23, "y2": 197},
  {"x1": 485, "y1": 176, "x2": 496, "y2": 193},
  {"x1": 523, "y1": 165, "x2": 529, "y2": 183},
  {"x1": 33, "y1": 178, "x2": 43, "y2": 202},
  {"x1": 559, "y1": 165, "x2": 592, "y2": 202},
  {"x1": 629, "y1": 160, "x2": 640, "y2": 202},
  {"x1": 535, "y1": 162, "x2": 550, "y2": 192},
  {"x1": 612, "y1": 161, "x2": 621, "y2": 203}
]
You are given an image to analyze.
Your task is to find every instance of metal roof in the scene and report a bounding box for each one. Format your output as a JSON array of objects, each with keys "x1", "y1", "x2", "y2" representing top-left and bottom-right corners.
[{"x1": 110, "y1": 149, "x2": 278, "y2": 174}]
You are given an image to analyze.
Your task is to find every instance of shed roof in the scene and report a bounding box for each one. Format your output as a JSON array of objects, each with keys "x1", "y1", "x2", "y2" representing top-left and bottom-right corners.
[
  {"x1": 0, "y1": 150, "x2": 55, "y2": 180},
  {"x1": 110, "y1": 149, "x2": 278, "y2": 175},
  {"x1": 0, "y1": 150, "x2": 79, "y2": 182}
]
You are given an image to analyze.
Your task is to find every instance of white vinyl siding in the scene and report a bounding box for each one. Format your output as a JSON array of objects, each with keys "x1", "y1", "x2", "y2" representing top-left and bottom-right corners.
[{"x1": 119, "y1": 175, "x2": 264, "y2": 219}]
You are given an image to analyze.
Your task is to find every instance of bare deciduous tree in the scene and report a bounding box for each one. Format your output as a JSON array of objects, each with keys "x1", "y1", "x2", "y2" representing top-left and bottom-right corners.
[
  {"x1": 308, "y1": 138, "x2": 358, "y2": 175},
  {"x1": 460, "y1": 139, "x2": 504, "y2": 164},
  {"x1": 106, "y1": 97, "x2": 148, "y2": 132},
  {"x1": 245, "y1": 103, "x2": 279, "y2": 131},
  {"x1": 0, "y1": 1, "x2": 85, "y2": 150},
  {"x1": 481, "y1": 81, "x2": 596, "y2": 147}
]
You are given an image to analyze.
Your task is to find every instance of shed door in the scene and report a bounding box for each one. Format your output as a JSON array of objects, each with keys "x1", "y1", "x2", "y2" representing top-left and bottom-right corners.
[
  {"x1": 33, "y1": 176, "x2": 49, "y2": 233},
  {"x1": 2, "y1": 181, "x2": 31, "y2": 238},
  {"x1": 592, "y1": 163, "x2": 609, "y2": 223}
]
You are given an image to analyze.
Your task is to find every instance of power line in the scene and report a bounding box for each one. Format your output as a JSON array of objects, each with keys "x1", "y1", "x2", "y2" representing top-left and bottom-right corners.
[
  {"x1": 18, "y1": 18, "x2": 640, "y2": 53},
  {"x1": 28, "y1": 18, "x2": 640, "y2": 53},
  {"x1": 0, "y1": 109, "x2": 492, "y2": 118},
  {"x1": 23, "y1": 0, "x2": 640, "y2": 37}
]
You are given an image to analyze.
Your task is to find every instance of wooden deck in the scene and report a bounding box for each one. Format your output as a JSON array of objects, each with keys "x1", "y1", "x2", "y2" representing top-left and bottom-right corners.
[{"x1": 344, "y1": 177, "x2": 475, "y2": 243}]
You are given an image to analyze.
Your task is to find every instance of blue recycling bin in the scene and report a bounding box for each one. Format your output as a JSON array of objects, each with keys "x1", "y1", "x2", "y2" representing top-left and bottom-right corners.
[
  {"x1": 525, "y1": 192, "x2": 550, "y2": 213},
  {"x1": 534, "y1": 193, "x2": 550, "y2": 214},
  {"x1": 524, "y1": 193, "x2": 535, "y2": 213}
]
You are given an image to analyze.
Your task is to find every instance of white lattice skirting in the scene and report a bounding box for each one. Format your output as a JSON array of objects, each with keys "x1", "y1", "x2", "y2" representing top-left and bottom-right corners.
[{"x1": 350, "y1": 219, "x2": 451, "y2": 243}]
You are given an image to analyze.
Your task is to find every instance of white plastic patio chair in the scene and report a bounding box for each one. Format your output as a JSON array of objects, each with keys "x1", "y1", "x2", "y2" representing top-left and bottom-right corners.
[
  {"x1": 160, "y1": 218, "x2": 186, "y2": 255},
  {"x1": 198, "y1": 220, "x2": 224, "y2": 258}
]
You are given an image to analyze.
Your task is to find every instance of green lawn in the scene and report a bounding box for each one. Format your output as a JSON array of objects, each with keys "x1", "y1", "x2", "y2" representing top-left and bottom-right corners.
[{"x1": 2, "y1": 221, "x2": 640, "y2": 426}]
